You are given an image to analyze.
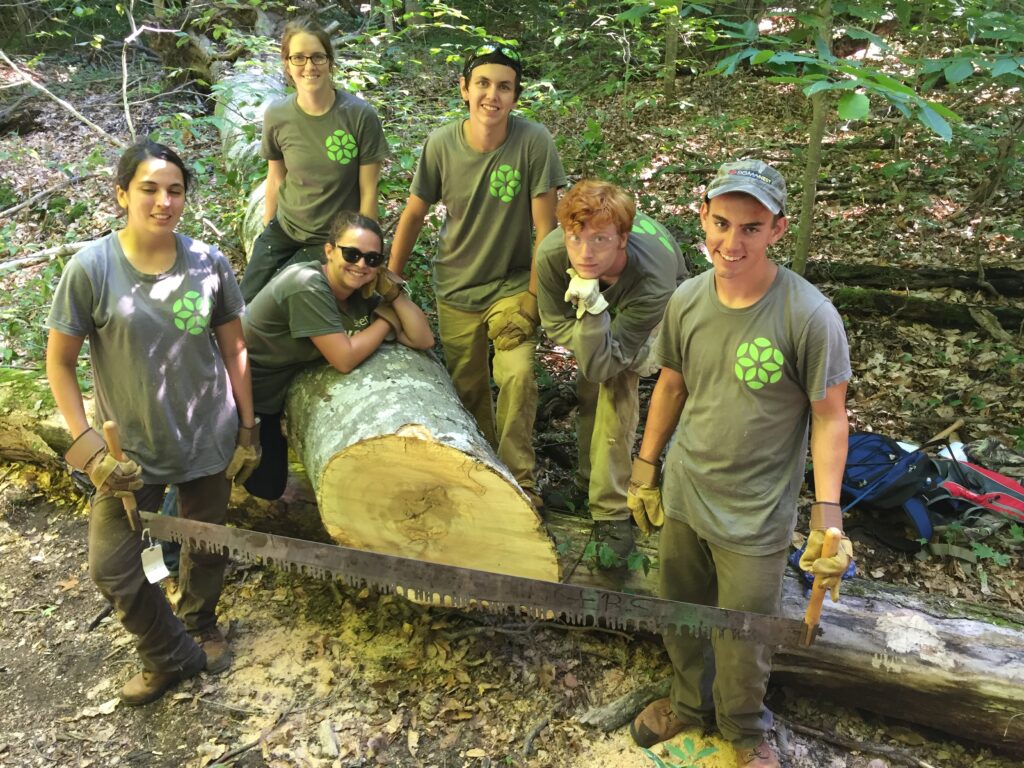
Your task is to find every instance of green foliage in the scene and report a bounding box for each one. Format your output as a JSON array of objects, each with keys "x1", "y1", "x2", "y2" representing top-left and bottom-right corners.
[
  {"x1": 971, "y1": 542, "x2": 1012, "y2": 567},
  {"x1": 642, "y1": 735, "x2": 718, "y2": 767},
  {"x1": 0, "y1": 257, "x2": 66, "y2": 369}
]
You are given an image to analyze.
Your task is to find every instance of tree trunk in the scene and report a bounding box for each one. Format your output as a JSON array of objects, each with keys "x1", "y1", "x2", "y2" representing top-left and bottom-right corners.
[
  {"x1": 830, "y1": 286, "x2": 1024, "y2": 334},
  {"x1": 805, "y1": 263, "x2": 1024, "y2": 297},
  {"x1": 662, "y1": 8, "x2": 679, "y2": 100},
  {"x1": 792, "y1": 1, "x2": 832, "y2": 276},
  {"x1": 284, "y1": 347, "x2": 559, "y2": 581}
]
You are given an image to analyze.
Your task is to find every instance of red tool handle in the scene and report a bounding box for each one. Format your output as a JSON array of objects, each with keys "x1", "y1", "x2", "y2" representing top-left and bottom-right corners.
[
  {"x1": 801, "y1": 527, "x2": 842, "y2": 646},
  {"x1": 102, "y1": 420, "x2": 140, "y2": 531}
]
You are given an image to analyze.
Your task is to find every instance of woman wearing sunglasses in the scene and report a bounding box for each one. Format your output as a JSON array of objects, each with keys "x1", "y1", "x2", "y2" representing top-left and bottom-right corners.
[
  {"x1": 238, "y1": 21, "x2": 388, "y2": 303},
  {"x1": 241, "y1": 211, "x2": 434, "y2": 500}
]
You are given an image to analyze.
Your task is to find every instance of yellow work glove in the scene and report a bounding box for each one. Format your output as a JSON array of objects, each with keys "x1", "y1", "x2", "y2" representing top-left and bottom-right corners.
[
  {"x1": 627, "y1": 457, "x2": 665, "y2": 536},
  {"x1": 798, "y1": 501, "x2": 854, "y2": 602},
  {"x1": 225, "y1": 419, "x2": 261, "y2": 485},
  {"x1": 65, "y1": 427, "x2": 143, "y2": 497},
  {"x1": 486, "y1": 291, "x2": 539, "y2": 351},
  {"x1": 361, "y1": 269, "x2": 406, "y2": 303}
]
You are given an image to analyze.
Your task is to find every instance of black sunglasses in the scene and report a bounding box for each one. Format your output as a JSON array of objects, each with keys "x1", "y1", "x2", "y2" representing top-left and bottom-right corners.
[{"x1": 336, "y1": 245, "x2": 385, "y2": 268}]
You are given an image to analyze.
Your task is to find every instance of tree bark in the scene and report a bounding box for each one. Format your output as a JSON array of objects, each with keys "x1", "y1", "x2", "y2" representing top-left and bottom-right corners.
[
  {"x1": 806, "y1": 263, "x2": 1024, "y2": 298},
  {"x1": 284, "y1": 348, "x2": 559, "y2": 581},
  {"x1": 830, "y1": 287, "x2": 1024, "y2": 335}
]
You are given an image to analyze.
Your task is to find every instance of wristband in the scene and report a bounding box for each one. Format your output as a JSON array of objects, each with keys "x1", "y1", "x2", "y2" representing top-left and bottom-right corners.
[{"x1": 810, "y1": 501, "x2": 843, "y2": 530}]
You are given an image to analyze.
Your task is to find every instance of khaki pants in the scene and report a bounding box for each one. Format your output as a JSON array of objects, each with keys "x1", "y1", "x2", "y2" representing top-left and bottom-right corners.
[
  {"x1": 577, "y1": 368, "x2": 639, "y2": 521},
  {"x1": 437, "y1": 295, "x2": 538, "y2": 491},
  {"x1": 88, "y1": 472, "x2": 229, "y2": 672},
  {"x1": 659, "y1": 516, "x2": 787, "y2": 748}
]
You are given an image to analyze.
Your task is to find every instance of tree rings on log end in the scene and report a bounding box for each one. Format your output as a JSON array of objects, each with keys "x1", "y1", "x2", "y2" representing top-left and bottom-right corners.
[{"x1": 317, "y1": 435, "x2": 559, "y2": 582}]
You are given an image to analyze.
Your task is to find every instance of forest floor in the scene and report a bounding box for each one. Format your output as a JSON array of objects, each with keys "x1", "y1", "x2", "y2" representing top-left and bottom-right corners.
[{"x1": 1, "y1": 34, "x2": 1023, "y2": 768}]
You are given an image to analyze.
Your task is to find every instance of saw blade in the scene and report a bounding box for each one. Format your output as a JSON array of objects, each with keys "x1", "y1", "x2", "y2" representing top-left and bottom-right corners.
[{"x1": 140, "y1": 512, "x2": 812, "y2": 646}]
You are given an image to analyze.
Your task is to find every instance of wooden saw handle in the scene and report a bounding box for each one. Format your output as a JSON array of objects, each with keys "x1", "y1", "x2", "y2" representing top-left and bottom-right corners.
[
  {"x1": 102, "y1": 420, "x2": 140, "y2": 531},
  {"x1": 801, "y1": 527, "x2": 842, "y2": 646}
]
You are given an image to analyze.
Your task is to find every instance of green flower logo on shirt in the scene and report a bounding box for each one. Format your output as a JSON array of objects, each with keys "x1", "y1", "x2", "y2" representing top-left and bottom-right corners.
[
  {"x1": 489, "y1": 164, "x2": 522, "y2": 203},
  {"x1": 735, "y1": 337, "x2": 784, "y2": 390},
  {"x1": 631, "y1": 215, "x2": 675, "y2": 255},
  {"x1": 173, "y1": 291, "x2": 212, "y2": 335},
  {"x1": 325, "y1": 130, "x2": 358, "y2": 165}
]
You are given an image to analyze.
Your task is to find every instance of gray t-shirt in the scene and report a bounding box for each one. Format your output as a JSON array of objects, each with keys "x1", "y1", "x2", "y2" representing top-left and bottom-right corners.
[
  {"x1": 261, "y1": 89, "x2": 388, "y2": 243},
  {"x1": 656, "y1": 266, "x2": 851, "y2": 555},
  {"x1": 47, "y1": 233, "x2": 244, "y2": 484},
  {"x1": 243, "y1": 262, "x2": 377, "y2": 413},
  {"x1": 410, "y1": 115, "x2": 567, "y2": 311},
  {"x1": 537, "y1": 213, "x2": 689, "y2": 382}
]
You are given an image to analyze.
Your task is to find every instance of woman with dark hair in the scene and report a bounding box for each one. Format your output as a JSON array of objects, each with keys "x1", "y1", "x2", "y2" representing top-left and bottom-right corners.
[
  {"x1": 46, "y1": 140, "x2": 258, "y2": 706},
  {"x1": 242, "y1": 210, "x2": 434, "y2": 500},
  {"x1": 238, "y1": 20, "x2": 389, "y2": 303}
]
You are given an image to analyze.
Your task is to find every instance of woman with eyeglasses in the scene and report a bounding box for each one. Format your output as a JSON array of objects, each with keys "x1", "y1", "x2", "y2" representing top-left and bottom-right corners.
[
  {"x1": 241, "y1": 210, "x2": 434, "y2": 500},
  {"x1": 238, "y1": 21, "x2": 388, "y2": 304}
]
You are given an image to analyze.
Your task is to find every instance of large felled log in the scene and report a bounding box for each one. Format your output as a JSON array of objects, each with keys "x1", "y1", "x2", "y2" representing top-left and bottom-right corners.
[
  {"x1": 284, "y1": 346, "x2": 559, "y2": 581},
  {"x1": 581, "y1": 570, "x2": 1024, "y2": 756}
]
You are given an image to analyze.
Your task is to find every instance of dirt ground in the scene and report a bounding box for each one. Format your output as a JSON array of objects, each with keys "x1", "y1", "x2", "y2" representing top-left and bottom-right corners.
[{"x1": 1, "y1": 467, "x2": 1021, "y2": 768}]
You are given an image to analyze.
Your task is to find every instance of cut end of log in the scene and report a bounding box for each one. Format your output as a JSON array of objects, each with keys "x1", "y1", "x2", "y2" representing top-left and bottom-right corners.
[{"x1": 318, "y1": 434, "x2": 559, "y2": 582}]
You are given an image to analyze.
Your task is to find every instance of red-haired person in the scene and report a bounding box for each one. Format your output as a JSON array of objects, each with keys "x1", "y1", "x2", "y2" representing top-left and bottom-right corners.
[{"x1": 535, "y1": 180, "x2": 688, "y2": 567}]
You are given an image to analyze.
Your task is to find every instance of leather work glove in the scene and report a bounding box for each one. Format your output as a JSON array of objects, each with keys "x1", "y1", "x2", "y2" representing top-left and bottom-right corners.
[
  {"x1": 361, "y1": 269, "x2": 406, "y2": 303},
  {"x1": 373, "y1": 304, "x2": 402, "y2": 341},
  {"x1": 564, "y1": 268, "x2": 609, "y2": 320},
  {"x1": 65, "y1": 427, "x2": 143, "y2": 497},
  {"x1": 627, "y1": 456, "x2": 665, "y2": 536},
  {"x1": 799, "y1": 501, "x2": 855, "y2": 602},
  {"x1": 486, "y1": 292, "x2": 539, "y2": 351},
  {"x1": 225, "y1": 419, "x2": 261, "y2": 485}
]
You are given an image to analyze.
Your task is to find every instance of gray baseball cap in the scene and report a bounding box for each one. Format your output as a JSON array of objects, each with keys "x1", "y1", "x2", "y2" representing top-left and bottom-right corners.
[{"x1": 706, "y1": 159, "x2": 787, "y2": 215}]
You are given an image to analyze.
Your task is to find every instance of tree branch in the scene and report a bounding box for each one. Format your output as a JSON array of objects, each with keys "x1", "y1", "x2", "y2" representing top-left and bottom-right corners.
[{"x1": 0, "y1": 51, "x2": 125, "y2": 148}]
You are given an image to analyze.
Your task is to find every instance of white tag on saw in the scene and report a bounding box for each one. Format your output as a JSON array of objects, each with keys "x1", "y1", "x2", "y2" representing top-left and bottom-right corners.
[{"x1": 141, "y1": 543, "x2": 170, "y2": 584}]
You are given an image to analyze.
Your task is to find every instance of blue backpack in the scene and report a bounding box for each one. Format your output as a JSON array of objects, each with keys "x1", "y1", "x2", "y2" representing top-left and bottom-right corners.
[{"x1": 838, "y1": 432, "x2": 946, "y2": 550}]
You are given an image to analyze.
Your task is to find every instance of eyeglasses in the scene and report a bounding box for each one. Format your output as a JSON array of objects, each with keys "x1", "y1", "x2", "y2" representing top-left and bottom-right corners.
[
  {"x1": 336, "y1": 245, "x2": 385, "y2": 268},
  {"x1": 566, "y1": 233, "x2": 618, "y2": 249},
  {"x1": 472, "y1": 43, "x2": 521, "y2": 62},
  {"x1": 287, "y1": 53, "x2": 329, "y2": 67}
]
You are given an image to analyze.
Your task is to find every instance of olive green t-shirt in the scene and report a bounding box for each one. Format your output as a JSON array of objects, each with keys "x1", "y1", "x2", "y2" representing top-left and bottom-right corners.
[
  {"x1": 243, "y1": 262, "x2": 378, "y2": 413},
  {"x1": 410, "y1": 115, "x2": 567, "y2": 311},
  {"x1": 261, "y1": 90, "x2": 388, "y2": 243},
  {"x1": 536, "y1": 213, "x2": 689, "y2": 382},
  {"x1": 655, "y1": 267, "x2": 851, "y2": 556}
]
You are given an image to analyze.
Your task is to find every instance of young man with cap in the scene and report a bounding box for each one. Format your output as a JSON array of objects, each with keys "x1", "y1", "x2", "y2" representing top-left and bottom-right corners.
[
  {"x1": 535, "y1": 180, "x2": 688, "y2": 566},
  {"x1": 388, "y1": 42, "x2": 567, "y2": 508},
  {"x1": 627, "y1": 159, "x2": 853, "y2": 767}
]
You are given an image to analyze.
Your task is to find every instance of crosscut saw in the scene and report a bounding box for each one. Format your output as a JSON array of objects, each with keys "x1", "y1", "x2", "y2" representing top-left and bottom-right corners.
[{"x1": 140, "y1": 512, "x2": 837, "y2": 647}]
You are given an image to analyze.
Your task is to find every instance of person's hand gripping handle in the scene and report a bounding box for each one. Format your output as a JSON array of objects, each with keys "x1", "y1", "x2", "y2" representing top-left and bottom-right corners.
[
  {"x1": 102, "y1": 421, "x2": 141, "y2": 531},
  {"x1": 801, "y1": 527, "x2": 841, "y2": 646}
]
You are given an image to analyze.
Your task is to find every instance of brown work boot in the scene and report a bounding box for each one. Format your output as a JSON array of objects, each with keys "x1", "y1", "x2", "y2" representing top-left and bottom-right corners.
[
  {"x1": 120, "y1": 655, "x2": 205, "y2": 706},
  {"x1": 192, "y1": 625, "x2": 232, "y2": 674},
  {"x1": 734, "y1": 739, "x2": 780, "y2": 768},
  {"x1": 629, "y1": 697, "x2": 707, "y2": 748}
]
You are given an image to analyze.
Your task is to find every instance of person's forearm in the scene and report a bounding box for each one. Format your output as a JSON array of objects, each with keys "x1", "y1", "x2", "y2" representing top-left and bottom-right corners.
[
  {"x1": 46, "y1": 330, "x2": 89, "y2": 438},
  {"x1": 637, "y1": 369, "x2": 687, "y2": 464},
  {"x1": 215, "y1": 320, "x2": 255, "y2": 426},
  {"x1": 810, "y1": 412, "x2": 849, "y2": 504},
  {"x1": 263, "y1": 161, "x2": 285, "y2": 226},
  {"x1": 529, "y1": 191, "x2": 558, "y2": 294},
  {"x1": 389, "y1": 202, "x2": 427, "y2": 277},
  {"x1": 358, "y1": 163, "x2": 381, "y2": 222},
  {"x1": 391, "y1": 294, "x2": 434, "y2": 349}
]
